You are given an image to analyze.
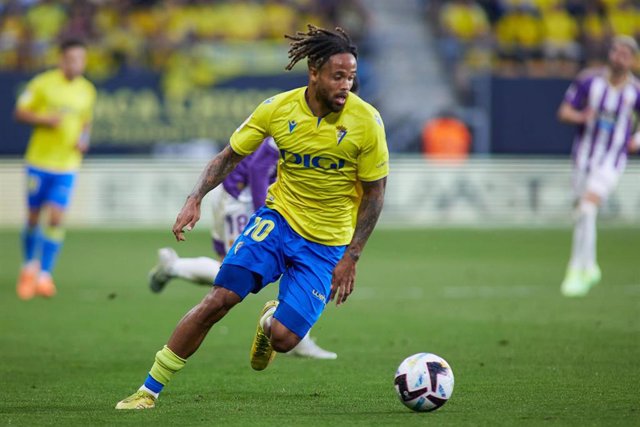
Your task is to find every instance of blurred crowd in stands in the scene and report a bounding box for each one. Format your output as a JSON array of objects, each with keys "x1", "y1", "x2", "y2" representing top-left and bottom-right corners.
[
  {"x1": 0, "y1": 0, "x2": 369, "y2": 90},
  {"x1": 426, "y1": 0, "x2": 640, "y2": 103}
]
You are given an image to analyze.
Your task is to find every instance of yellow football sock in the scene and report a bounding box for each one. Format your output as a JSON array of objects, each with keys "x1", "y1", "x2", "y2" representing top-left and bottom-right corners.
[{"x1": 149, "y1": 345, "x2": 187, "y2": 385}]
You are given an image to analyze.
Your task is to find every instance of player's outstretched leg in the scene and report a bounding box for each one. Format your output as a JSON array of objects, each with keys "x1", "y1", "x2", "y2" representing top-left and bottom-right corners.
[
  {"x1": 287, "y1": 332, "x2": 337, "y2": 360},
  {"x1": 250, "y1": 300, "x2": 278, "y2": 371},
  {"x1": 149, "y1": 248, "x2": 178, "y2": 293},
  {"x1": 170, "y1": 256, "x2": 221, "y2": 285},
  {"x1": 150, "y1": 248, "x2": 221, "y2": 292},
  {"x1": 116, "y1": 287, "x2": 241, "y2": 409}
]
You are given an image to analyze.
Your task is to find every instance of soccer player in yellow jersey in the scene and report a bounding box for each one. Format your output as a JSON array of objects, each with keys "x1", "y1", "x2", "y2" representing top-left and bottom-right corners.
[
  {"x1": 116, "y1": 25, "x2": 388, "y2": 409},
  {"x1": 14, "y1": 39, "x2": 97, "y2": 300}
]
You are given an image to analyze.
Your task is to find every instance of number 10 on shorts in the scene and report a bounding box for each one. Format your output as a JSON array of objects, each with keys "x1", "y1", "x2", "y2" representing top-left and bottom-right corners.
[{"x1": 243, "y1": 216, "x2": 275, "y2": 242}]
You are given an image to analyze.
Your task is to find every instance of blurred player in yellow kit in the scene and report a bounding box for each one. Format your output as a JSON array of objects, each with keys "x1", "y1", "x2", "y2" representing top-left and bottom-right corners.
[{"x1": 14, "y1": 38, "x2": 97, "y2": 300}]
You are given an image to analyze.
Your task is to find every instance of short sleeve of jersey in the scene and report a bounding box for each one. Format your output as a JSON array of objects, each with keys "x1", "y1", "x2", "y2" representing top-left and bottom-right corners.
[
  {"x1": 16, "y1": 75, "x2": 44, "y2": 111},
  {"x1": 564, "y1": 74, "x2": 591, "y2": 109},
  {"x1": 357, "y1": 111, "x2": 389, "y2": 182},
  {"x1": 230, "y1": 97, "x2": 275, "y2": 156}
]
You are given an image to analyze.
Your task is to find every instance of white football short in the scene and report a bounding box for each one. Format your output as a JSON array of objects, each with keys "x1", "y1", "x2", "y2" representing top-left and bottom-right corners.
[
  {"x1": 211, "y1": 186, "x2": 254, "y2": 257},
  {"x1": 573, "y1": 166, "x2": 622, "y2": 200}
]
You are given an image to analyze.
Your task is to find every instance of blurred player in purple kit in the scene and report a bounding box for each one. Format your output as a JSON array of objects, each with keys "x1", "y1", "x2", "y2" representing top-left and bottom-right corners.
[
  {"x1": 557, "y1": 35, "x2": 640, "y2": 297},
  {"x1": 148, "y1": 137, "x2": 337, "y2": 359}
]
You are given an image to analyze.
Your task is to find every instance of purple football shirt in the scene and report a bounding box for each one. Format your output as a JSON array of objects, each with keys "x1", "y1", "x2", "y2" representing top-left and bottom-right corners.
[
  {"x1": 564, "y1": 68, "x2": 640, "y2": 172},
  {"x1": 222, "y1": 137, "x2": 279, "y2": 210}
]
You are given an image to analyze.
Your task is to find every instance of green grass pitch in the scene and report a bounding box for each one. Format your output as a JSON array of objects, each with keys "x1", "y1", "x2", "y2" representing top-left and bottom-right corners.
[{"x1": 0, "y1": 227, "x2": 638, "y2": 426}]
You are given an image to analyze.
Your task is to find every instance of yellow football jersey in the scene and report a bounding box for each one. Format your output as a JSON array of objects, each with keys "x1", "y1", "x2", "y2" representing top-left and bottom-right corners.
[
  {"x1": 17, "y1": 69, "x2": 97, "y2": 172},
  {"x1": 230, "y1": 87, "x2": 389, "y2": 246}
]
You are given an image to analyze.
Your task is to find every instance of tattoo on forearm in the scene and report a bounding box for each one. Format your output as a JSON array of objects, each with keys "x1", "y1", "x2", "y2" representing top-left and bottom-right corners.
[
  {"x1": 190, "y1": 145, "x2": 244, "y2": 200},
  {"x1": 349, "y1": 178, "x2": 386, "y2": 260}
]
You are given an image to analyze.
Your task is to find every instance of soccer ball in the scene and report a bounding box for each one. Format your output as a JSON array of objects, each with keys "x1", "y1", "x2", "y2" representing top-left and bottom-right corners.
[{"x1": 393, "y1": 353, "x2": 455, "y2": 412}]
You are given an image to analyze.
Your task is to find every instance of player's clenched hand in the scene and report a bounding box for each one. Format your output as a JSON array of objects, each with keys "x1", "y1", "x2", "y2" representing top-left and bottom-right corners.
[
  {"x1": 76, "y1": 141, "x2": 89, "y2": 154},
  {"x1": 330, "y1": 256, "x2": 357, "y2": 306},
  {"x1": 172, "y1": 196, "x2": 201, "y2": 242},
  {"x1": 628, "y1": 132, "x2": 640, "y2": 153}
]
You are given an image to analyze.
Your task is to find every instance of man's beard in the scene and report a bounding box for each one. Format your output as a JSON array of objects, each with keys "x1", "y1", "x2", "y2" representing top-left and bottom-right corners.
[{"x1": 317, "y1": 88, "x2": 342, "y2": 113}]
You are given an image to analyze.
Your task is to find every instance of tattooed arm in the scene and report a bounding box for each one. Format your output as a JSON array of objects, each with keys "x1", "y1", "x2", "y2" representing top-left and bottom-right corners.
[
  {"x1": 329, "y1": 177, "x2": 387, "y2": 306},
  {"x1": 173, "y1": 145, "x2": 245, "y2": 241}
]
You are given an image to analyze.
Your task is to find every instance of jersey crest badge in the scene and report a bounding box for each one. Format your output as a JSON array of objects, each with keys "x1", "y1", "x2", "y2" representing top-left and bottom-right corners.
[
  {"x1": 336, "y1": 125, "x2": 348, "y2": 145},
  {"x1": 288, "y1": 120, "x2": 297, "y2": 133}
]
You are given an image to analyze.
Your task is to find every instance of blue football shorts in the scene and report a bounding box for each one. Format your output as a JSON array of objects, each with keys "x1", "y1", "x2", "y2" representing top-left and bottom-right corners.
[
  {"x1": 26, "y1": 166, "x2": 76, "y2": 210},
  {"x1": 214, "y1": 206, "x2": 346, "y2": 338}
]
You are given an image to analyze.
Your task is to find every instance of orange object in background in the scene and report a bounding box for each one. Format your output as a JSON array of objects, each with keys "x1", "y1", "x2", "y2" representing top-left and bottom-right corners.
[{"x1": 422, "y1": 115, "x2": 472, "y2": 160}]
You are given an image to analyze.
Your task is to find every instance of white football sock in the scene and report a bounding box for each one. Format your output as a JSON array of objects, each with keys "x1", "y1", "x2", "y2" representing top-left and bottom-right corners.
[
  {"x1": 139, "y1": 385, "x2": 159, "y2": 399},
  {"x1": 569, "y1": 210, "x2": 586, "y2": 270},
  {"x1": 171, "y1": 257, "x2": 221, "y2": 285},
  {"x1": 299, "y1": 332, "x2": 311, "y2": 344},
  {"x1": 260, "y1": 307, "x2": 275, "y2": 335},
  {"x1": 569, "y1": 200, "x2": 597, "y2": 270},
  {"x1": 580, "y1": 201, "x2": 598, "y2": 270}
]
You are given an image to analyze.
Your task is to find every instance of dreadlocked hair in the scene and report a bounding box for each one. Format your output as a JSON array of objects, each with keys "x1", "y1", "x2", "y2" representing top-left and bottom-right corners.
[{"x1": 284, "y1": 24, "x2": 357, "y2": 71}]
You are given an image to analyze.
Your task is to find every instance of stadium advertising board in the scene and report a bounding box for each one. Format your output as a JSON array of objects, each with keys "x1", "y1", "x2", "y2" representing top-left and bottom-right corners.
[
  {"x1": 0, "y1": 70, "x2": 306, "y2": 155},
  {"x1": 1, "y1": 158, "x2": 639, "y2": 227}
]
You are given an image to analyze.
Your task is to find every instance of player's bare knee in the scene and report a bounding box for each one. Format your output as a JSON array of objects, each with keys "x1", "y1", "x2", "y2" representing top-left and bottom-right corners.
[
  {"x1": 48, "y1": 218, "x2": 63, "y2": 227},
  {"x1": 270, "y1": 336, "x2": 297, "y2": 353},
  {"x1": 196, "y1": 288, "x2": 240, "y2": 324},
  {"x1": 48, "y1": 206, "x2": 65, "y2": 226},
  {"x1": 583, "y1": 192, "x2": 601, "y2": 206},
  {"x1": 204, "y1": 287, "x2": 240, "y2": 311},
  {"x1": 269, "y1": 330, "x2": 301, "y2": 353},
  {"x1": 27, "y1": 210, "x2": 40, "y2": 226}
]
